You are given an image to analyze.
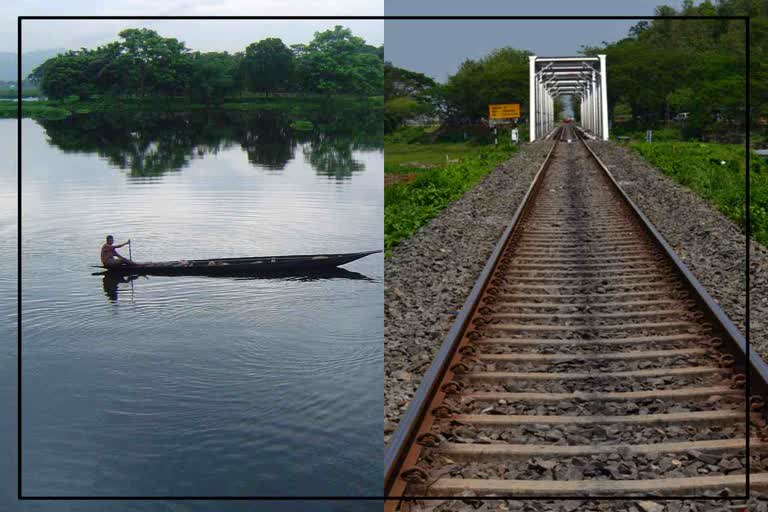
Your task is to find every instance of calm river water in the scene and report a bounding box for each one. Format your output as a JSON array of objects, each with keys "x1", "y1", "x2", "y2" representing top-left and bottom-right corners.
[{"x1": 2, "y1": 108, "x2": 383, "y2": 510}]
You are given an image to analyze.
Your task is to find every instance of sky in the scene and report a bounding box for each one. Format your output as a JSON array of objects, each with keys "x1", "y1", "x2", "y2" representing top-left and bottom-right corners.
[
  {"x1": 3, "y1": 0, "x2": 383, "y2": 53},
  {"x1": 5, "y1": 0, "x2": 691, "y2": 56},
  {"x1": 385, "y1": 0, "x2": 687, "y2": 82}
]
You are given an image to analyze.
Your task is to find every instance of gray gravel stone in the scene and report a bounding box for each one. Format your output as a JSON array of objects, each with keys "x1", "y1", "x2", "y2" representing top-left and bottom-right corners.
[
  {"x1": 385, "y1": 142, "x2": 552, "y2": 440},
  {"x1": 587, "y1": 142, "x2": 767, "y2": 360},
  {"x1": 637, "y1": 502, "x2": 664, "y2": 512},
  {"x1": 418, "y1": 499, "x2": 765, "y2": 512},
  {"x1": 386, "y1": 140, "x2": 767, "y2": 512}
]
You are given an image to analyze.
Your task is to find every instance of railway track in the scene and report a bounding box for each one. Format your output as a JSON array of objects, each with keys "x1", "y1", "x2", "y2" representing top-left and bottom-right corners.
[{"x1": 384, "y1": 125, "x2": 767, "y2": 508}]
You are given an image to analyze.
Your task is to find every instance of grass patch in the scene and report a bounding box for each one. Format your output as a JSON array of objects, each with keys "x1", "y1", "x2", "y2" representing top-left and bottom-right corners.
[
  {"x1": 289, "y1": 120, "x2": 314, "y2": 131},
  {"x1": 0, "y1": 87, "x2": 41, "y2": 99},
  {"x1": 385, "y1": 142, "x2": 518, "y2": 253},
  {"x1": 384, "y1": 125, "x2": 440, "y2": 144},
  {"x1": 612, "y1": 127, "x2": 683, "y2": 143},
  {"x1": 630, "y1": 141, "x2": 768, "y2": 246},
  {"x1": 0, "y1": 102, "x2": 69, "y2": 119},
  {"x1": 385, "y1": 142, "x2": 479, "y2": 171}
]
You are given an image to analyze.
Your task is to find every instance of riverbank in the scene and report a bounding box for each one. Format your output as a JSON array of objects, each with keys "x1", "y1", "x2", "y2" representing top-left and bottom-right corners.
[{"x1": 0, "y1": 94, "x2": 384, "y2": 120}]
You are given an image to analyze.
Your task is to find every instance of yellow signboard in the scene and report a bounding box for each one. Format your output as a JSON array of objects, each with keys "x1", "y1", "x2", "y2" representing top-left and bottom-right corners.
[{"x1": 488, "y1": 103, "x2": 521, "y2": 119}]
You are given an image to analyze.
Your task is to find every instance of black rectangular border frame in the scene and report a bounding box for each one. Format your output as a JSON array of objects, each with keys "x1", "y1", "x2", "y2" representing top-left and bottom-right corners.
[{"x1": 17, "y1": 14, "x2": 750, "y2": 502}]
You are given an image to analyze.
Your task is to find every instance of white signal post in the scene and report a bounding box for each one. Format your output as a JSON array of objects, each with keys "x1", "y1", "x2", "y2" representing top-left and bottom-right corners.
[{"x1": 528, "y1": 55, "x2": 609, "y2": 141}]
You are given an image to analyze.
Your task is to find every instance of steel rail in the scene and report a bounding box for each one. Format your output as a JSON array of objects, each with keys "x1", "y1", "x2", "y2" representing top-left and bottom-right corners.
[
  {"x1": 383, "y1": 136, "x2": 559, "y2": 501},
  {"x1": 384, "y1": 125, "x2": 764, "y2": 506},
  {"x1": 574, "y1": 126, "x2": 767, "y2": 396}
]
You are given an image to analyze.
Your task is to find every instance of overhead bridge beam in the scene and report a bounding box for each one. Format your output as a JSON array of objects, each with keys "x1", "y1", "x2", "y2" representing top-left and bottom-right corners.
[
  {"x1": 529, "y1": 55, "x2": 608, "y2": 142},
  {"x1": 536, "y1": 56, "x2": 599, "y2": 62}
]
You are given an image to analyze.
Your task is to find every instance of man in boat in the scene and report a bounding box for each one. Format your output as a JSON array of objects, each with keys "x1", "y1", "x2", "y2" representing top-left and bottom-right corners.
[{"x1": 101, "y1": 235, "x2": 133, "y2": 267}]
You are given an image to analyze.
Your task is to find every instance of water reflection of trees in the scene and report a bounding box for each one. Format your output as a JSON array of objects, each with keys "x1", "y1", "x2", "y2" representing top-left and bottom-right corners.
[
  {"x1": 37, "y1": 107, "x2": 382, "y2": 180},
  {"x1": 302, "y1": 105, "x2": 383, "y2": 181},
  {"x1": 232, "y1": 115, "x2": 297, "y2": 170},
  {"x1": 302, "y1": 135, "x2": 364, "y2": 179}
]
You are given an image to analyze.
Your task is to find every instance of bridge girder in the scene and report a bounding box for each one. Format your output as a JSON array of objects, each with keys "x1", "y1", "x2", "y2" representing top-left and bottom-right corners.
[{"x1": 529, "y1": 55, "x2": 608, "y2": 141}]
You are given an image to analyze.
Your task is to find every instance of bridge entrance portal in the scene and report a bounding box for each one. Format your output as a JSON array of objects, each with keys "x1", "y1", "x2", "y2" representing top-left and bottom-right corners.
[{"x1": 529, "y1": 55, "x2": 608, "y2": 141}]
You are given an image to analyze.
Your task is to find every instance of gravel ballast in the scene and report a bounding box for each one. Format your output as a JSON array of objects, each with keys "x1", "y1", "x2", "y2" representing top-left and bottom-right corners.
[
  {"x1": 385, "y1": 139, "x2": 766, "y2": 510},
  {"x1": 586, "y1": 141, "x2": 768, "y2": 358},
  {"x1": 405, "y1": 496, "x2": 766, "y2": 512},
  {"x1": 385, "y1": 139, "x2": 767, "y2": 437},
  {"x1": 385, "y1": 142, "x2": 553, "y2": 440}
]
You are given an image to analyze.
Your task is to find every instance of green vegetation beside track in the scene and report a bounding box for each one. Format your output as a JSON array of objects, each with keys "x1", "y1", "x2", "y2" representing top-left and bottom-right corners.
[
  {"x1": 385, "y1": 138, "x2": 517, "y2": 253},
  {"x1": 630, "y1": 142, "x2": 768, "y2": 246},
  {"x1": 385, "y1": 142, "x2": 476, "y2": 169},
  {"x1": 612, "y1": 127, "x2": 684, "y2": 143}
]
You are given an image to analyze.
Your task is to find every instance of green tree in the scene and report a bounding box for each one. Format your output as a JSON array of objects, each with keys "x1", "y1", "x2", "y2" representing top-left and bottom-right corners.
[
  {"x1": 384, "y1": 62, "x2": 436, "y2": 100},
  {"x1": 189, "y1": 52, "x2": 239, "y2": 105},
  {"x1": 441, "y1": 47, "x2": 532, "y2": 121},
  {"x1": 29, "y1": 26, "x2": 384, "y2": 103},
  {"x1": 554, "y1": 96, "x2": 565, "y2": 120},
  {"x1": 581, "y1": 2, "x2": 753, "y2": 138},
  {"x1": 384, "y1": 62, "x2": 438, "y2": 131},
  {"x1": 613, "y1": 101, "x2": 632, "y2": 123},
  {"x1": 295, "y1": 25, "x2": 383, "y2": 95},
  {"x1": 29, "y1": 52, "x2": 78, "y2": 99},
  {"x1": 30, "y1": 49, "x2": 101, "y2": 100},
  {"x1": 114, "y1": 28, "x2": 191, "y2": 97},
  {"x1": 242, "y1": 38, "x2": 294, "y2": 96}
]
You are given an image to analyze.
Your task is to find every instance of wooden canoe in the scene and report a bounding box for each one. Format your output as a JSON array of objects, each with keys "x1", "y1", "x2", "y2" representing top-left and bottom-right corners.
[{"x1": 97, "y1": 250, "x2": 381, "y2": 276}]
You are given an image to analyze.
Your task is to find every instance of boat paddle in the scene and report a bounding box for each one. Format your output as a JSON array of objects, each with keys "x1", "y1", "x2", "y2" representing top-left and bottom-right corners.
[{"x1": 128, "y1": 240, "x2": 134, "y2": 302}]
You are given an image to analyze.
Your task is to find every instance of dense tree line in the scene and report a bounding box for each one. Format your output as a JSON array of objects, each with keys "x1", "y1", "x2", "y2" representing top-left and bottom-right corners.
[
  {"x1": 29, "y1": 26, "x2": 383, "y2": 104},
  {"x1": 440, "y1": 47, "x2": 531, "y2": 123},
  {"x1": 582, "y1": 0, "x2": 762, "y2": 139},
  {"x1": 384, "y1": 48, "x2": 533, "y2": 130},
  {"x1": 386, "y1": 0, "x2": 763, "y2": 139},
  {"x1": 383, "y1": 62, "x2": 437, "y2": 131}
]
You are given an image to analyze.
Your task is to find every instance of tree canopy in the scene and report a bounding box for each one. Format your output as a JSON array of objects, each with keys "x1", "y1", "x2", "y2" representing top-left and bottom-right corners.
[
  {"x1": 189, "y1": 52, "x2": 242, "y2": 105},
  {"x1": 385, "y1": 0, "x2": 762, "y2": 141},
  {"x1": 384, "y1": 62, "x2": 436, "y2": 100},
  {"x1": 441, "y1": 47, "x2": 532, "y2": 122},
  {"x1": 243, "y1": 38, "x2": 293, "y2": 96},
  {"x1": 383, "y1": 62, "x2": 437, "y2": 131},
  {"x1": 294, "y1": 26, "x2": 383, "y2": 96},
  {"x1": 30, "y1": 26, "x2": 383, "y2": 101},
  {"x1": 582, "y1": 0, "x2": 761, "y2": 138},
  {"x1": 383, "y1": 47, "x2": 533, "y2": 130}
]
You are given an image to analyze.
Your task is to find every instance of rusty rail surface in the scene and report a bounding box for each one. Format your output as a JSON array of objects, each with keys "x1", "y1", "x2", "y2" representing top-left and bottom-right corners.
[{"x1": 384, "y1": 125, "x2": 765, "y2": 508}]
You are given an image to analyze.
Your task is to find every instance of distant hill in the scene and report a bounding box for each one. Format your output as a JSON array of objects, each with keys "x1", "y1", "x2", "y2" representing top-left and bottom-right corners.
[
  {"x1": 0, "y1": 53, "x2": 14, "y2": 81},
  {"x1": 0, "y1": 48, "x2": 65, "y2": 81}
]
